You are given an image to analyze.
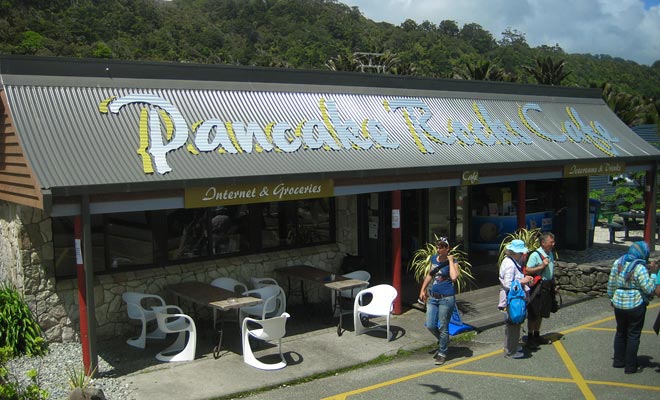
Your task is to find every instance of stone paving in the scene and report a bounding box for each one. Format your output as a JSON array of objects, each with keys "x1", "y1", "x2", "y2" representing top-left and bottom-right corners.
[{"x1": 561, "y1": 225, "x2": 657, "y2": 264}]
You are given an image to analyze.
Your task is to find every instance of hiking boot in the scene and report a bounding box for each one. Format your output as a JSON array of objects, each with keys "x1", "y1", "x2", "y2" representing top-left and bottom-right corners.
[{"x1": 434, "y1": 354, "x2": 446, "y2": 365}]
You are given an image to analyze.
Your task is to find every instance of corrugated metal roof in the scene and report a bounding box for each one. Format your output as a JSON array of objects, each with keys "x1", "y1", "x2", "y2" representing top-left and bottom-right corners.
[{"x1": 1, "y1": 56, "x2": 659, "y2": 198}]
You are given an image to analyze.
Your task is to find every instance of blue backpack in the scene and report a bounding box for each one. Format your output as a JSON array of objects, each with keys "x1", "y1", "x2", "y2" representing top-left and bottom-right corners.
[{"x1": 507, "y1": 278, "x2": 527, "y2": 324}]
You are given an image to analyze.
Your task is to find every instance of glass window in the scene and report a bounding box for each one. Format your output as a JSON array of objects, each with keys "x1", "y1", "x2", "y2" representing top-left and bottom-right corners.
[
  {"x1": 210, "y1": 205, "x2": 251, "y2": 255},
  {"x1": 166, "y1": 208, "x2": 211, "y2": 260},
  {"x1": 53, "y1": 197, "x2": 335, "y2": 278},
  {"x1": 105, "y1": 212, "x2": 154, "y2": 268}
]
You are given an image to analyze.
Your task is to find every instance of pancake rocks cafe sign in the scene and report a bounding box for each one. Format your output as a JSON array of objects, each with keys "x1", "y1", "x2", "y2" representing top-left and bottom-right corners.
[{"x1": 99, "y1": 93, "x2": 621, "y2": 175}]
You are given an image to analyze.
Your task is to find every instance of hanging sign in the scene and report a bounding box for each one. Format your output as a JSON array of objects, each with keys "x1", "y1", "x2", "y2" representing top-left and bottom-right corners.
[
  {"x1": 563, "y1": 162, "x2": 625, "y2": 177},
  {"x1": 185, "y1": 179, "x2": 333, "y2": 208},
  {"x1": 461, "y1": 170, "x2": 479, "y2": 185}
]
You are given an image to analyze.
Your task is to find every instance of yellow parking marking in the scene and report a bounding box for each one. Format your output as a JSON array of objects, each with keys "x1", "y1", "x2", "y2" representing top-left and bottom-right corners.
[
  {"x1": 585, "y1": 327, "x2": 657, "y2": 335},
  {"x1": 586, "y1": 380, "x2": 660, "y2": 391},
  {"x1": 435, "y1": 368, "x2": 575, "y2": 383},
  {"x1": 324, "y1": 305, "x2": 660, "y2": 400},
  {"x1": 320, "y1": 350, "x2": 503, "y2": 400},
  {"x1": 553, "y1": 340, "x2": 596, "y2": 399}
]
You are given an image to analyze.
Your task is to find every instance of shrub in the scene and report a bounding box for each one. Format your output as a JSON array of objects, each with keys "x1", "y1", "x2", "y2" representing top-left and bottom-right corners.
[
  {"x1": 0, "y1": 347, "x2": 49, "y2": 400},
  {"x1": 0, "y1": 282, "x2": 47, "y2": 357}
]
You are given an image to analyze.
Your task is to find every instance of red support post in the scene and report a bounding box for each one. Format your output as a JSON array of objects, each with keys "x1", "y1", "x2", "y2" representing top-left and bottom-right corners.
[
  {"x1": 74, "y1": 216, "x2": 91, "y2": 375},
  {"x1": 392, "y1": 190, "x2": 402, "y2": 315}
]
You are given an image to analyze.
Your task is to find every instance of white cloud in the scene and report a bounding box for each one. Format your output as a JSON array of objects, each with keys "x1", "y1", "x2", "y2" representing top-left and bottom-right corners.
[{"x1": 341, "y1": 0, "x2": 660, "y2": 65}]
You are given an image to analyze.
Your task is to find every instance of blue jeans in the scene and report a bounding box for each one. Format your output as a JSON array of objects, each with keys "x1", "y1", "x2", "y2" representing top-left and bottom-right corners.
[
  {"x1": 613, "y1": 303, "x2": 646, "y2": 372},
  {"x1": 425, "y1": 295, "x2": 455, "y2": 357}
]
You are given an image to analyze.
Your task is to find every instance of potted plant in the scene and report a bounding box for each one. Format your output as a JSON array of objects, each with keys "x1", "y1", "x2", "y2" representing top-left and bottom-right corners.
[
  {"x1": 408, "y1": 235, "x2": 475, "y2": 293},
  {"x1": 497, "y1": 228, "x2": 542, "y2": 266}
]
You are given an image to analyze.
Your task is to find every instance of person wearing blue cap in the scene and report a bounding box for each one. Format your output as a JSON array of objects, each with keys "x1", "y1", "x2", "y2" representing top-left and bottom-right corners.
[
  {"x1": 498, "y1": 239, "x2": 534, "y2": 359},
  {"x1": 607, "y1": 241, "x2": 658, "y2": 374}
]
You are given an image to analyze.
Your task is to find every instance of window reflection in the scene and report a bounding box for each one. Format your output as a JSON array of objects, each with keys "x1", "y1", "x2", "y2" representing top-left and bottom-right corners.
[{"x1": 52, "y1": 198, "x2": 334, "y2": 278}]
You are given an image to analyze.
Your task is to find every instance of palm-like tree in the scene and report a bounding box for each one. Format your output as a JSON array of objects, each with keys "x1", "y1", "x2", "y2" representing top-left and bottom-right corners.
[
  {"x1": 453, "y1": 60, "x2": 508, "y2": 81},
  {"x1": 327, "y1": 51, "x2": 416, "y2": 76},
  {"x1": 523, "y1": 57, "x2": 571, "y2": 85},
  {"x1": 601, "y1": 83, "x2": 658, "y2": 126}
]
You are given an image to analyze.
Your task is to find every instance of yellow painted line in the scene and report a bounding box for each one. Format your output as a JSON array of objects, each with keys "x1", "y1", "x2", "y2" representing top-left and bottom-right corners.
[
  {"x1": 320, "y1": 350, "x2": 503, "y2": 400},
  {"x1": 439, "y1": 368, "x2": 575, "y2": 383},
  {"x1": 560, "y1": 315, "x2": 614, "y2": 334},
  {"x1": 553, "y1": 340, "x2": 596, "y2": 399},
  {"x1": 324, "y1": 303, "x2": 660, "y2": 400},
  {"x1": 586, "y1": 380, "x2": 660, "y2": 391},
  {"x1": 585, "y1": 327, "x2": 657, "y2": 335}
]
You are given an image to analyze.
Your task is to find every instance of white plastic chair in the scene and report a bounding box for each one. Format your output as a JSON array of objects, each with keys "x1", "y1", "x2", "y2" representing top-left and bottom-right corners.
[
  {"x1": 210, "y1": 277, "x2": 249, "y2": 328},
  {"x1": 153, "y1": 305, "x2": 197, "y2": 362},
  {"x1": 250, "y1": 277, "x2": 279, "y2": 289},
  {"x1": 241, "y1": 312, "x2": 290, "y2": 370},
  {"x1": 240, "y1": 285, "x2": 286, "y2": 322},
  {"x1": 122, "y1": 292, "x2": 167, "y2": 348},
  {"x1": 353, "y1": 284, "x2": 398, "y2": 341},
  {"x1": 331, "y1": 270, "x2": 371, "y2": 314}
]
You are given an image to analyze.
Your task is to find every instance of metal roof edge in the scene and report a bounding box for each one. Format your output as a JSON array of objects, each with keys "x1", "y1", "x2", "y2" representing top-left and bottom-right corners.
[{"x1": 0, "y1": 55, "x2": 602, "y2": 99}]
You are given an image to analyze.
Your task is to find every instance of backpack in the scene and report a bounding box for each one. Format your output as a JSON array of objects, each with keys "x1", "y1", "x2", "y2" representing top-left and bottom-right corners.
[{"x1": 507, "y1": 278, "x2": 527, "y2": 324}]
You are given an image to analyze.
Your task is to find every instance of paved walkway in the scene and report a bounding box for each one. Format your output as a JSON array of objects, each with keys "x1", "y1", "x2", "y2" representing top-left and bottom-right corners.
[{"x1": 117, "y1": 226, "x2": 656, "y2": 400}]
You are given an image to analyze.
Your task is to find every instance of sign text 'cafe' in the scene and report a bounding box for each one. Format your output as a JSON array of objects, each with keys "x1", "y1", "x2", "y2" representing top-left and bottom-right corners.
[{"x1": 100, "y1": 93, "x2": 621, "y2": 175}]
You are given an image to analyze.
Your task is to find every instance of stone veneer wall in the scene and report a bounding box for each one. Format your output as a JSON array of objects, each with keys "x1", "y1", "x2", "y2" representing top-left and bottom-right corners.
[
  {"x1": 555, "y1": 250, "x2": 660, "y2": 297},
  {"x1": 554, "y1": 260, "x2": 611, "y2": 297},
  {"x1": 0, "y1": 196, "x2": 358, "y2": 343}
]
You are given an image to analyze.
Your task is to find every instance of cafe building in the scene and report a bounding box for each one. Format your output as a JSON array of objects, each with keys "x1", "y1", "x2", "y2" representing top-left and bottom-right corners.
[{"x1": 1, "y1": 55, "x2": 659, "y2": 351}]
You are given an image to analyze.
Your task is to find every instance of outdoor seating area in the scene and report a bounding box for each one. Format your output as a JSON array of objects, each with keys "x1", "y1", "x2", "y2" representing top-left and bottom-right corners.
[
  {"x1": 119, "y1": 266, "x2": 379, "y2": 370},
  {"x1": 605, "y1": 211, "x2": 652, "y2": 243}
]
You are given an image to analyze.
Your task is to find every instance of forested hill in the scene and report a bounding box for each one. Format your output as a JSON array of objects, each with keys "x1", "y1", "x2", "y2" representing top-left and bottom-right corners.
[{"x1": 1, "y1": 0, "x2": 659, "y2": 105}]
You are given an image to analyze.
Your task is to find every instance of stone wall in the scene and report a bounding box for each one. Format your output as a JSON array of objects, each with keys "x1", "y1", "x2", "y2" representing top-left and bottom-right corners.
[
  {"x1": 554, "y1": 260, "x2": 612, "y2": 297},
  {"x1": 0, "y1": 196, "x2": 358, "y2": 343}
]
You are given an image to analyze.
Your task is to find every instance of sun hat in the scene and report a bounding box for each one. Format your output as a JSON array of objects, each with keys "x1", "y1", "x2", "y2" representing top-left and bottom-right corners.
[{"x1": 506, "y1": 239, "x2": 528, "y2": 254}]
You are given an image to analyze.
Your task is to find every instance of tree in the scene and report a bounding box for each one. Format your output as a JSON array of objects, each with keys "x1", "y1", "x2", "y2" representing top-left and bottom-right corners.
[
  {"x1": 453, "y1": 60, "x2": 507, "y2": 81},
  {"x1": 459, "y1": 23, "x2": 495, "y2": 53},
  {"x1": 438, "y1": 20, "x2": 459, "y2": 37},
  {"x1": 17, "y1": 30, "x2": 44, "y2": 54},
  {"x1": 601, "y1": 83, "x2": 659, "y2": 126},
  {"x1": 498, "y1": 28, "x2": 527, "y2": 47},
  {"x1": 523, "y1": 57, "x2": 571, "y2": 85}
]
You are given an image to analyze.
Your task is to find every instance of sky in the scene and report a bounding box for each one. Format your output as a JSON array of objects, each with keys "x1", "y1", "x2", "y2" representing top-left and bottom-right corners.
[{"x1": 340, "y1": 0, "x2": 660, "y2": 66}]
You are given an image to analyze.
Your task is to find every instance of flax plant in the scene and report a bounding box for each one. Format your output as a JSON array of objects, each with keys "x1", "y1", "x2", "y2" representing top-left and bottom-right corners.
[
  {"x1": 408, "y1": 235, "x2": 476, "y2": 293},
  {"x1": 66, "y1": 365, "x2": 96, "y2": 390},
  {"x1": 496, "y1": 228, "x2": 558, "y2": 266}
]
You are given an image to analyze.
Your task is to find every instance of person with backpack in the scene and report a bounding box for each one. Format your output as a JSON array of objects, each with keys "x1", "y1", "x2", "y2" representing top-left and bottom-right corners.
[
  {"x1": 607, "y1": 241, "x2": 658, "y2": 374},
  {"x1": 525, "y1": 231, "x2": 557, "y2": 349},
  {"x1": 418, "y1": 237, "x2": 459, "y2": 365},
  {"x1": 498, "y1": 239, "x2": 534, "y2": 359}
]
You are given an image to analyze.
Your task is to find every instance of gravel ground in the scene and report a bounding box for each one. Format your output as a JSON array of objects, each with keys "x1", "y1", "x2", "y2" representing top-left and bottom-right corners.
[{"x1": 5, "y1": 342, "x2": 135, "y2": 400}]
